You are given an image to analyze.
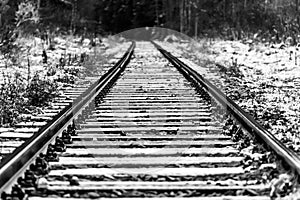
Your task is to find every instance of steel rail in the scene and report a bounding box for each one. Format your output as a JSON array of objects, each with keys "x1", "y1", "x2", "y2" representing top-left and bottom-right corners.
[
  {"x1": 0, "y1": 42, "x2": 135, "y2": 192},
  {"x1": 152, "y1": 41, "x2": 300, "y2": 175}
]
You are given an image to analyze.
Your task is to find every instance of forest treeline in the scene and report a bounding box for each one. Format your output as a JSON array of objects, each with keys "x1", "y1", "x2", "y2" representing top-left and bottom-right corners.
[{"x1": 1, "y1": 0, "x2": 300, "y2": 43}]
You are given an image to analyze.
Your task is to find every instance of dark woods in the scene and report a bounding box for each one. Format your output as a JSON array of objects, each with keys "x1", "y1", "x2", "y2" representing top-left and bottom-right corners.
[{"x1": 1, "y1": 0, "x2": 300, "y2": 42}]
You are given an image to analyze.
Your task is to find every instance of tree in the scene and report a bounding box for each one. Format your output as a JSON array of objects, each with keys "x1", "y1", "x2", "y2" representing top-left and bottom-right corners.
[
  {"x1": 15, "y1": 0, "x2": 39, "y2": 28},
  {"x1": 0, "y1": 0, "x2": 10, "y2": 27}
]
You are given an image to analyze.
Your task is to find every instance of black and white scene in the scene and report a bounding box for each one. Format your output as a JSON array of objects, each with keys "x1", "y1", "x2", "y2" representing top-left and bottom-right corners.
[{"x1": 0, "y1": 0, "x2": 300, "y2": 199}]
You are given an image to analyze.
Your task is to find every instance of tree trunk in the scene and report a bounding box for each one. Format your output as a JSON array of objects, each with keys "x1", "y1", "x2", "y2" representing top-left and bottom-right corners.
[
  {"x1": 195, "y1": 14, "x2": 198, "y2": 37},
  {"x1": 188, "y1": 0, "x2": 191, "y2": 34},
  {"x1": 155, "y1": 0, "x2": 159, "y2": 26},
  {"x1": 296, "y1": 0, "x2": 299, "y2": 25},
  {"x1": 162, "y1": 0, "x2": 168, "y2": 27},
  {"x1": 232, "y1": 0, "x2": 235, "y2": 26},
  {"x1": 70, "y1": 0, "x2": 78, "y2": 33},
  {"x1": 265, "y1": 0, "x2": 268, "y2": 13},
  {"x1": 27, "y1": 55, "x2": 31, "y2": 83},
  {"x1": 167, "y1": 0, "x2": 173, "y2": 29},
  {"x1": 183, "y1": 0, "x2": 187, "y2": 33},
  {"x1": 185, "y1": 0, "x2": 189, "y2": 33},
  {"x1": 224, "y1": 0, "x2": 227, "y2": 20},
  {"x1": 180, "y1": 0, "x2": 184, "y2": 33}
]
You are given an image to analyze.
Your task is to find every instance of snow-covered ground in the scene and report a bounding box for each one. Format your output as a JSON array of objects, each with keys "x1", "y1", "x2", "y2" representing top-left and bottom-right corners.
[
  {"x1": 0, "y1": 35, "x2": 130, "y2": 84},
  {"x1": 158, "y1": 40, "x2": 300, "y2": 153},
  {"x1": 0, "y1": 34, "x2": 130, "y2": 127}
]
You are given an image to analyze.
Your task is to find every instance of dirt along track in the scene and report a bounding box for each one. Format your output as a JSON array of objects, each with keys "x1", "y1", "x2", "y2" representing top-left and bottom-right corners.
[{"x1": 1, "y1": 41, "x2": 300, "y2": 199}]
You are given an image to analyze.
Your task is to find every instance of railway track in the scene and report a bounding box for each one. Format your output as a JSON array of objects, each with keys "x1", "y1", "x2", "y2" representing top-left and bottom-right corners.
[
  {"x1": 0, "y1": 41, "x2": 300, "y2": 199},
  {"x1": 0, "y1": 43, "x2": 130, "y2": 162},
  {"x1": 0, "y1": 78, "x2": 94, "y2": 159}
]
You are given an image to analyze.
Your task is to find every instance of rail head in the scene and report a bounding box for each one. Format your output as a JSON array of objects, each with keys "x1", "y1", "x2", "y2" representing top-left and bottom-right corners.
[
  {"x1": 152, "y1": 41, "x2": 300, "y2": 176},
  {"x1": 0, "y1": 42, "x2": 135, "y2": 192}
]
